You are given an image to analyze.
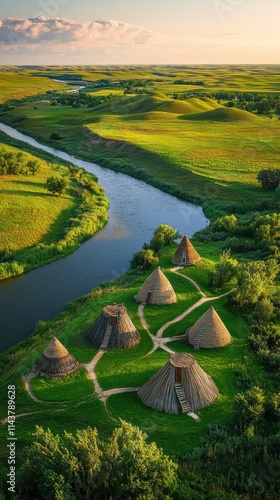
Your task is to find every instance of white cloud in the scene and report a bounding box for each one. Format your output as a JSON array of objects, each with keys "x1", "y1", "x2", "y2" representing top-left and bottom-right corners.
[{"x1": 0, "y1": 16, "x2": 155, "y2": 52}]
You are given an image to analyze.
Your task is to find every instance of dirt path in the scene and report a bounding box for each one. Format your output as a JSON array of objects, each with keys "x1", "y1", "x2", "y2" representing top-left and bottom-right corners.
[
  {"x1": 101, "y1": 386, "x2": 140, "y2": 403},
  {"x1": 85, "y1": 351, "x2": 105, "y2": 398},
  {"x1": 22, "y1": 372, "x2": 46, "y2": 403},
  {"x1": 171, "y1": 267, "x2": 206, "y2": 297},
  {"x1": 20, "y1": 273, "x2": 234, "y2": 422},
  {"x1": 157, "y1": 289, "x2": 234, "y2": 338}
]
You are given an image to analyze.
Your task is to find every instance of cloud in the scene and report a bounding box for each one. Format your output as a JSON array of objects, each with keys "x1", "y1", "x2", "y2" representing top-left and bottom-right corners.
[{"x1": 0, "y1": 16, "x2": 155, "y2": 52}]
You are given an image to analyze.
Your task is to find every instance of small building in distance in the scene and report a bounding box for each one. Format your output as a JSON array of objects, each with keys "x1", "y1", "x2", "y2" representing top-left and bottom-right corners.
[
  {"x1": 134, "y1": 267, "x2": 176, "y2": 305},
  {"x1": 186, "y1": 306, "x2": 232, "y2": 350},
  {"x1": 171, "y1": 235, "x2": 201, "y2": 266},
  {"x1": 86, "y1": 304, "x2": 140, "y2": 351},
  {"x1": 138, "y1": 352, "x2": 218, "y2": 415},
  {"x1": 33, "y1": 337, "x2": 79, "y2": 378}
]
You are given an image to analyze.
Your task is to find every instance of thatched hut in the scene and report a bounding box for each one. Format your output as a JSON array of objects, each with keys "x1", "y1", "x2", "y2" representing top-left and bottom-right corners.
[
  {"x1": 33, "y1": 337, "x2": 79, "y2": 378},
  {"x1": 86, "y1": 304, "x2": 140, "y2": 350},
  {"x1": 134, "y1": 267, "x2": 176, "y2": 305},
  {"x1": 186, "y1": 306, "x2": 231, "y2": 350},
  {"x1": 171, "y1": 236, "x2": 201, "y2": 266},
  {"x1": 138, "y1": 353, "x2": 218, "y2": 414}
]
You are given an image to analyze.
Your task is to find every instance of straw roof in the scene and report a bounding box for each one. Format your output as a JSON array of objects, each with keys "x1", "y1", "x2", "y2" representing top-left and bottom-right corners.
[
  {"x1": 138, "y1": 353, "x2": 218, "y2": 414},
  {"x1": 134, "y1": 267, "x2": 176, "y2": 305},
  {"x1": 186, "y1": 306, "x2": 231, "y2": 349},
  {"x1": 171, "y1": 236, "x2": 201, "y2": 266},
  {"x1": 86, "y1": 304, "x2": 140, "y2": 350},
  {"x1": 33, "y1": 337, "x2": 79, "y2": 378}
]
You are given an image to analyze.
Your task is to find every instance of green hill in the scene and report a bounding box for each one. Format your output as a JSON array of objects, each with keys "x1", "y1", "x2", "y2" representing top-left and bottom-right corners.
[{"x1": 181, "y1": 107, "x2": 258, "y2": 122}]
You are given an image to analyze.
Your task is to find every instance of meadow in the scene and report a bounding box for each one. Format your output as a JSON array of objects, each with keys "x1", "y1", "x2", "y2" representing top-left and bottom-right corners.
[
  {"x1": 1, "y1": 66, "x2": 279, "y2": 220},
  {"x1": 0, "y1": 67, "x2": 279, "y2": 493},
  {"x1": 0, "y1": 243, "x2": 254, "y2": 460},
  {"x1": 0, "y1": 132, "x2": 109, "y2": 279}
]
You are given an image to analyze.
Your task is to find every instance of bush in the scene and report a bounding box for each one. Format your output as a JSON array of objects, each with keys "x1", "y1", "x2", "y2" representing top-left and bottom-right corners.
[
  {"x1": 46, "y1": 175, "x2": 68, "y2": 195},
  {"x1": 130, "y1": 249, "x2": 159, "y2": 271},
  {"x1": 257, "y1": 169, "x2": 280, "y2": 190}
]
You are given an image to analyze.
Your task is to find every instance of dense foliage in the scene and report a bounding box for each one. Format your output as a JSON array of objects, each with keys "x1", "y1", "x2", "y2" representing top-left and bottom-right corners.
[
  {"x1": 0, "y1": 147, "x2": 40, "y2": 175},
  {"x1": 16, "y1": 421, "x2": 177, "y2": 500},
  {"x1": 257, "y1": 169, "x2": 280, "y2": 190}
]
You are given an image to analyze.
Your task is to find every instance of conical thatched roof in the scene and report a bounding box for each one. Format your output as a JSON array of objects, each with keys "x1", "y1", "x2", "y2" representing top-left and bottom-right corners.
[
  {"x1": 134, "y1": 267, "x2": 176, "y2": 305},
  {"x1": 186, "y1": 306, "x2": 231, "y2": 349},
  {"x1": 138, "y1": 353, "x2": 218, "y2": 414},
  {"x1": 171, "y1": 236, "x2": 201, "y2": 266},
  {"x1": 33, "y1": 337, "x2": 79, "y2": 378},
  {"x1": 86, "y1": 304, "x2": 140, "y2": 350}
]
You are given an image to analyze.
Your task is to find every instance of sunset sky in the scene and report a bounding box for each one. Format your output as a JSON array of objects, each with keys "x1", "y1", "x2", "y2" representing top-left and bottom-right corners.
[{"x1": 0, "y1": 0, "x2": 279, "y2": 64}]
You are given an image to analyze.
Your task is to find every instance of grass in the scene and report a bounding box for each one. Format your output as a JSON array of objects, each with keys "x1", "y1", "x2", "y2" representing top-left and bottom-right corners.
[
  {"x1": 0, "y1": 71, "x2": 66, "y2": 104},
  {"x1": 0, "y1": 244, "x2": 264, "y2": 460},
  {"x1": 0, "y1": 133, "x2": 109, "y2": 279},
  {"x1": 30, "y1": 368, "x2": 93, "y2": 402},
  {"x1": 0, "y1": 142, "x2": 76, "y2": 252},
  {"x1": 0, "y1": 66, "x2": 279, "y2": 464},
  {"x1": 1, "y1": 79, "x2": 278, "y2": 215}
]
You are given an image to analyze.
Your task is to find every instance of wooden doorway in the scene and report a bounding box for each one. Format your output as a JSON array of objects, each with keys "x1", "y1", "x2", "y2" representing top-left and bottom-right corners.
[
  {"x1": 175, "y1": 367, "x2": 181, "y2": 383},
  {"x1": 146, "y1": 292, "x2": 152, "y2": 304},
  {"x1": 110, "y1": 316, "x2": 117, "y2": 326}
]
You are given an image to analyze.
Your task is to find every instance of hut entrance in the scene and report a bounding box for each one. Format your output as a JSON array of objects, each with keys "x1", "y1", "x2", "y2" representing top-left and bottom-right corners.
[
  {"x1": 146, "y1": 292, "x2": 152, "y2": 304},
  {"x1": 110, "y1": 316, "x2": 117, "y2": 326},
  {"x1": 175, "y1": 367, "x2": 181, "y2": 383}
]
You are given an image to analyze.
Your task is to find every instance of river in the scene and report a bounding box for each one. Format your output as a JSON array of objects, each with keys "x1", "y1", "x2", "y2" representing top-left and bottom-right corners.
[{"x1": 0, "y1": 123, "x2": 208, "y2": 353}]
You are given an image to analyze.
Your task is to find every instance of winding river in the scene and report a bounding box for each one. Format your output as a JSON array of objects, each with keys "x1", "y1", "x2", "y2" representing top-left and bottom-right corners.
[{"x1": 0, "y1": 123, "x2": 208, "y2": 353}]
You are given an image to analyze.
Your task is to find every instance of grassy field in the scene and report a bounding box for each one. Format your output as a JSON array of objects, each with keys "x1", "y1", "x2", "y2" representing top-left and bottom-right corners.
[
  {"x1": 0, "y1": 141, "x2": 76, "y2": 252},
  {"x1": 0, "y1": 70, "x2": 67, "y2": 104},
  {"x1": 0, "y1": 242, "x2": 262, "y2": 462},
  {"x1": 0, "y1": 66, "x2": 278, "y2": 472},
  {"x1": 16, "y1": 64, "x2": 280, "y2": 92},
  {"x1": 1, "y1": 72, "x2": 279, "y2": 216},
  {"x1": 0, "y1": 132, "x2": 109, "y2": 279}
]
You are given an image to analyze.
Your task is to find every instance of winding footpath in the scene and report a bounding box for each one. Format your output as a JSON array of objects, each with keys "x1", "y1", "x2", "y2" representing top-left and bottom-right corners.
[{"x1": 2, "y1": 269, "x2": 234, "y2": 424}]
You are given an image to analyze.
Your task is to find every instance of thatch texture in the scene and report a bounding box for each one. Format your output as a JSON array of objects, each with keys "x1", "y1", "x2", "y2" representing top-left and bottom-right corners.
[
  {"x1": 186, "y1": 306, "x2": 231, "y2": 349},
  {"x1": 86, "y1": 304, "x2": 140, "y2": 350},
  {"x1": 171, "y1": 236, "x2": 201, "y2": 266},
  {"x1": 33, "y1": 337, "x2": 79, "y2": 378},
  {"x1": 134, "y1": 267, "x2": 176, "y2": 305},
  {"x1": 138, "y1": 353, "x2": 218, "y2": 414}
]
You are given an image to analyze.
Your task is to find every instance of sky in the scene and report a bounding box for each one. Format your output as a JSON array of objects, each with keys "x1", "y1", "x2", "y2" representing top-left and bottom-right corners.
[{"x1": 0, "y1": 0, "x2": 279, "y2": 65}]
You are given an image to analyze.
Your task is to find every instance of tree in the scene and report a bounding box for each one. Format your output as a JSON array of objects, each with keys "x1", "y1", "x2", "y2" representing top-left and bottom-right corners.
[
  {"x1": 130, "y1": 249, "x2": 159, "y2": 271},
  {"x1": 150, "y1": 225, "x2": 181, "y2": 252},
  {"x1": 50, "y1": 131, "x2": 63, "y2": 140},
  {"x1": 102, "y1": 420, "x2": 177, "y2": 499},
  {"x1": 17, "y1": 422, "x2": 177, "y2": 500},
  {"x1": 46, "y1": 176, "x2": 67, "y2": 195},
  {"x1": 18, "y1": 426, "x2": 102, "y2": 499},
  {"x1": 208, "y1": 249, "x2": 238, "y2": 289},
  {"x1": 27, "y1": 159, "x2": 40, "y2": 176},
  {"x1": 234, "y1": 386, "x2": 265, "y2": 432},
  {"x1": 232, "y1": 259, "x2": 279, "y2": 308},
  {"x1": 257, "y1": 169, "x2": 280, "y2": 190}
]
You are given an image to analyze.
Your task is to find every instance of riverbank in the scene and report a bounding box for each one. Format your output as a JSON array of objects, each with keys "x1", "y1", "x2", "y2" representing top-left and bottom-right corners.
[
  {"x1": 0, "y1": 131, "x2": 109, "y2": 280},
  {"x1": 0, "y1": 90, "x2": 278, "y2": 220}
]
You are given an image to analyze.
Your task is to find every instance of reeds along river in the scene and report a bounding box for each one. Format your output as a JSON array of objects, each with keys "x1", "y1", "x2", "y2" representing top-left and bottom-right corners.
[{"x1": 0, "y1": 123, "x2": 208, "y2": 353}]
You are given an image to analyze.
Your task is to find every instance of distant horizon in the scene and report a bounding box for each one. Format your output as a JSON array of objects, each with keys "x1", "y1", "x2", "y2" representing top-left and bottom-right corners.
[{"x1": 1, "y1": 63, "x2": 280, "y2": 67}]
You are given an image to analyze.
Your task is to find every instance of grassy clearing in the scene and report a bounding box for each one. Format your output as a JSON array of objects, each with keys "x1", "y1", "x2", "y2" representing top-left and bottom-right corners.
[
  {"x1": 0, "y1": 133, "x2": 109, "y2": 279},
  {"x1": 30, "y1": 368, "x2": 93, "y2": 402},
  {"x1": 0, "y1": 142, "x2": 76, "y2": 252},
  {"x1": 0, "y1": 244, "x2": 266, "y2": 460}
]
